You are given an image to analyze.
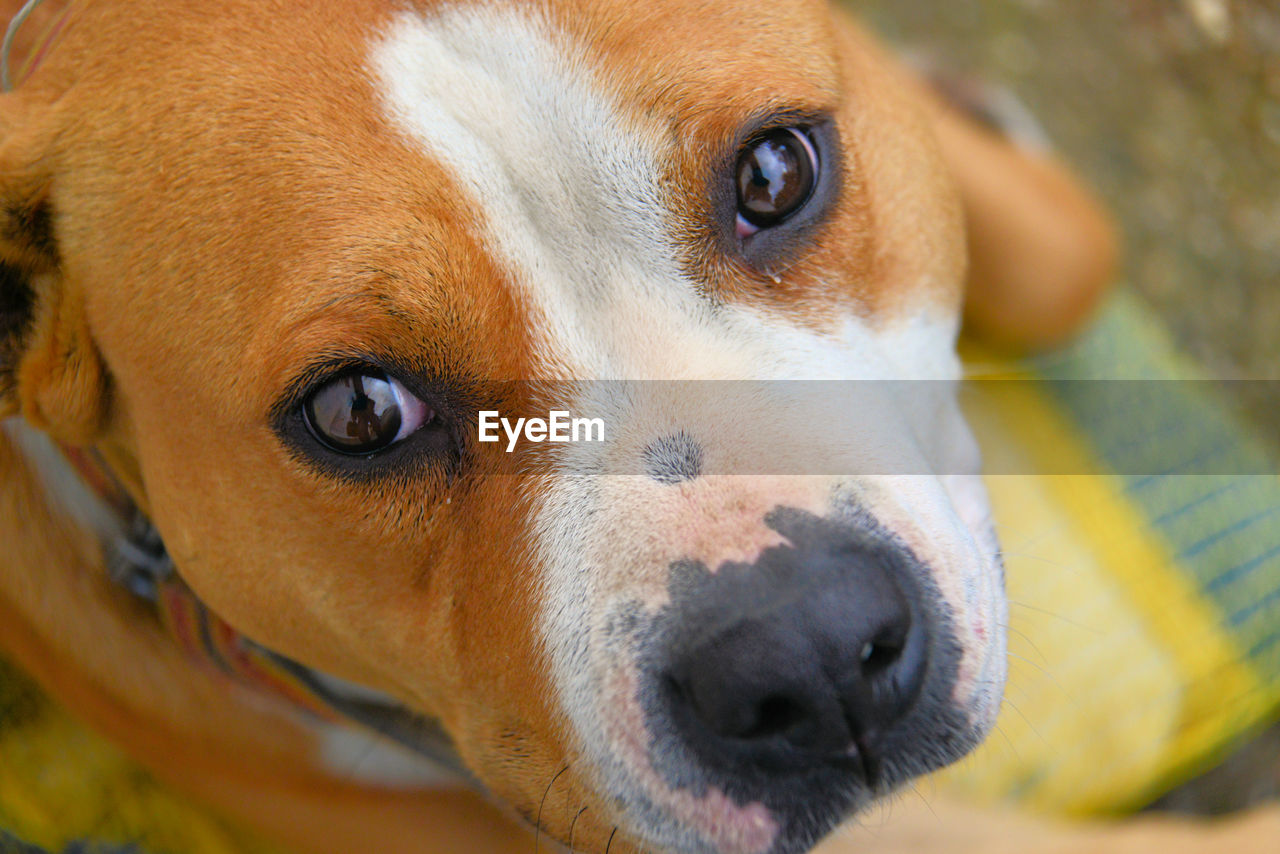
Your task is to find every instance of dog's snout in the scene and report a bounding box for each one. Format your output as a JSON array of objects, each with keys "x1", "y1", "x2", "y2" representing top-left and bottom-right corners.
[{"x1": 662, "y1": 534, "x2": 928, "y2": 782}]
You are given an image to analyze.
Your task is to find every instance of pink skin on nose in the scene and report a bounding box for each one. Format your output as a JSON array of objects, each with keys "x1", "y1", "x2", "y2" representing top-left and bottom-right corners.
[
  {"x1": 582, "y1": 479, "x2": 843, "y2": 850},
  {"x1": 604, "y1": 477, "x2": 830, "y2": 591},
  {"x1": 602, "y1": 661, "x2": 779, "y2": 854},
  {"x1": 668, "y1": 507, "x2": 789, "y2": 572}
]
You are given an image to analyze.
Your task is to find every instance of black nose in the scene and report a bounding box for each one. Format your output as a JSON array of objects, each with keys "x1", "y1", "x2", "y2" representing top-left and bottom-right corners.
[{"x1": 663, "y1": 528, "x2": 928, "y2": 782}]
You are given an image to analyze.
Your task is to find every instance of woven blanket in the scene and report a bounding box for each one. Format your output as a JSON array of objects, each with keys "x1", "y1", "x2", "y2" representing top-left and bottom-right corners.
[{"x1": 937, "y1": 292, "x2": 1280, "y2": 814}]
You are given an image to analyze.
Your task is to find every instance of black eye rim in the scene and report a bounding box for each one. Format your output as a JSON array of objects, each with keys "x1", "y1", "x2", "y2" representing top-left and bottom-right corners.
[
  {"x1": 301, "y1": 367, "x2": 414, "y2": 457},
  {"x1": 709, "y1": 111, "x2": 842, "y2": 273},
  {"x1": 735, "y1": 126, "x2": 820, "y2": 230},
  {"x1": 270, "y1": 355, "x2": 467, "y2": 482}
]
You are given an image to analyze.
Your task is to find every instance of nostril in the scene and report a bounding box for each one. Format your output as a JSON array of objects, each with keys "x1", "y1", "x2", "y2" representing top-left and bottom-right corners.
[
  {"x1": 664, "y1": 672, "x2": 690, "y2": 707},
  {"x1": 741, "y1": 694, "x2": 809, "y2": 741},
  {"x1": 665, "y1": 670, "x2": 806, "y2": 741},
  {"x1": 859, "y1": 636, "x2": 904, "y2": 677},
  {"x1": 665, "y1": 663, "x2": 836, "y2": 748}
]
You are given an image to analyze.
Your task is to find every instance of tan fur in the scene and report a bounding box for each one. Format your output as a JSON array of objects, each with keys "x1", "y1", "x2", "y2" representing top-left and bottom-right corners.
[{"x1": 0, "y1": 1, "x2": 1270, "y2": 853}]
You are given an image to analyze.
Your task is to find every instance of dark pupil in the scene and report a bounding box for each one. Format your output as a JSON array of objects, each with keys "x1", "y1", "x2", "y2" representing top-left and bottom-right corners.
[
  {"x1": 735, "y1": 129, "x2": 815, "y2": 227},
  {"x1": 307, "y1": 372, "x2": 402, "y2": 452}
]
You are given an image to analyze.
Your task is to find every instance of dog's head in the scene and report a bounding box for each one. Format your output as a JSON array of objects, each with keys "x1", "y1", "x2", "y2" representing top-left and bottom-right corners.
[{"x1": 0, "y1": 1, "x2": 1005, "y2": 852}]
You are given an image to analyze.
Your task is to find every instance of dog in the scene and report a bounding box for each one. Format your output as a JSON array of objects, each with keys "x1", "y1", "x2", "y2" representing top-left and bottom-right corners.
[{"x1": 9, "y1": 2, "x2": 1272, "y2": 854}]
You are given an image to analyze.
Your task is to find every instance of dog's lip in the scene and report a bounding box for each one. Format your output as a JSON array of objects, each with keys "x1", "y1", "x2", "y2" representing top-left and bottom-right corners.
[{"x1": 251, "y1": 645, "x2": 471, "y2": 778}]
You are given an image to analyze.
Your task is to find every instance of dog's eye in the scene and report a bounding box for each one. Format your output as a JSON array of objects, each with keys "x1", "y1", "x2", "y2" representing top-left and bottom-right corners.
[
  {"x1": 303, "y1": 369, "x2": 433, "y2": 455},
  {"x1": 735, "y1": 127, "x2": 818, "y2": 234}
]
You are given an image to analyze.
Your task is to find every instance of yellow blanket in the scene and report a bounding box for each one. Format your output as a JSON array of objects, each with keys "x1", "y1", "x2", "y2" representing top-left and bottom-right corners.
[{"x1": 938, "y1": 292, "x2": 1280, "y2": 814}]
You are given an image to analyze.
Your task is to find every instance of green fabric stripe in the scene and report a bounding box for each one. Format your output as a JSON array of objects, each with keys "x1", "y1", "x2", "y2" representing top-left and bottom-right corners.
[{"x1": 1034, "y1": 293, "x2": 1280, "y2": 679}]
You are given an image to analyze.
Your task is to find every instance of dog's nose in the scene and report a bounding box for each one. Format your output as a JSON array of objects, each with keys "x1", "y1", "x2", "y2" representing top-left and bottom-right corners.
[{"x1": 663, "y1": 540, "x2": 926, "y2": 781}]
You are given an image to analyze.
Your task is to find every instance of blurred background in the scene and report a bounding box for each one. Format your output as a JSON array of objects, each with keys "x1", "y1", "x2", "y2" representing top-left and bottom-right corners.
[
  {"x1": 859, "y1": 0, "x2": 1280, "y2": 414},
  {"x1": 851, "y1": 0, "x2": 1280, "y2": 815}
]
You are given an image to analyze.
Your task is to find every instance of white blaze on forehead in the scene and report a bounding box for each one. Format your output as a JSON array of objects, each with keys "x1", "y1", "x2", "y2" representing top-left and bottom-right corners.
[
  {"x1": 370, "y1": 3, "x2": 688, "y2": 374},
  {"x1": 370, "y1": 3, "x2": 961, "y2": 381},
  {"x1": 369, "y1": 5, "x2": 1001, "y2": 845}
]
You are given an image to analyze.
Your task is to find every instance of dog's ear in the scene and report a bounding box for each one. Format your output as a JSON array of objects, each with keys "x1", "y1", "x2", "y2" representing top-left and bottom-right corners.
[{"x1": 0, "y1": 98, "x2": 108, "y2": 443}]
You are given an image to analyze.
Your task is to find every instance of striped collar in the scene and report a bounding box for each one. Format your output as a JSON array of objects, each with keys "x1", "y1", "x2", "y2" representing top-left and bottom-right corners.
[
  {"x1": 2, "y1": 0, "x2": 74, "y2": 91},
  {"x1": 56, "y1": 442, "x2": 471, "y2": 783}
]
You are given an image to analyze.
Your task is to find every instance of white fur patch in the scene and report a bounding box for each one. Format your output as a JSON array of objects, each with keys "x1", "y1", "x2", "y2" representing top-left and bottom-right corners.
[
  {"x1": 371, "y1": 5, "x2": 1001, "y2": 847},
  {"x1": 1, "y1": 417, "x2": 125, "y2": 543},
  {"x1": 317, "y1": 724, "x2": 460, "y2": 789}
]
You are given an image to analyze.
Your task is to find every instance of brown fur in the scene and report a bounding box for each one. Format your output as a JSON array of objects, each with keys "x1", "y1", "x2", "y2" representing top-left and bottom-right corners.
[{"x1": 2, "y1": 1, "x2": 1269, "y2": 853}]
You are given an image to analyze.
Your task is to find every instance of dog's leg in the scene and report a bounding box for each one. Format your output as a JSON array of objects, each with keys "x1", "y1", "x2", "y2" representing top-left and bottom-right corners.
[
  {"x1": 832, "y1": 10, "x2": 1118, "y2": 351},
  {"x1": 927, "y1": 84, "x2": 1120, "y2": 351}
]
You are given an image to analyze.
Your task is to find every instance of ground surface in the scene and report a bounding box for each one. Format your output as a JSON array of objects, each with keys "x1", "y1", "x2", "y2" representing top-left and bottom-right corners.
[{"x1": 855, "y1": 0, "x2": 1280, "y2": 427}]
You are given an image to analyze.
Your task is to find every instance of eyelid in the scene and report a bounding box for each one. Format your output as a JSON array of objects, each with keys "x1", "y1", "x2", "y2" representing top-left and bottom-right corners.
[
  {"x1": 273, "y1": 356, "x2": 384, "y2": 427},
  {"x1": 714, "y1": 114, "x2": 841, "y2": 271}
]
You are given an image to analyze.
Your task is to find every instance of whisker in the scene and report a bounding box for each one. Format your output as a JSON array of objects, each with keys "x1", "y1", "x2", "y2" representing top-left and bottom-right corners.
[
  {"x1": 605, "y1": 826, "x2": 618, "y2": 854},
  {"x1": 997, "y1": 548, "x2": 1083, "y2": 575},
  {"x1": 1003, "y1": 623, "x2": 1084, "y2": 677},
  {"x1": 999, "y1": 673, "x2": 1045, "y2": 707},
  {"x1": 999, "y1": 695, "x2": 1047, "y2": 745},
  {"x1": 1002, "y1": 623, "x2": 1053, "y2": 666},
  {"x1": 989, "y1": 722, "x2": 1025, "y2": 764},
  {"x1": 535, "y1": 764, "x2": 571, "y2": 854},
  {"x1": 1003, "y1": 650, "x2": 1071, "y2": 696},
  {"x1": 993, "y1": 517, "x2": 1073, "y2": 557},
  {"x1": 568, "y1": 805, "x2": 588, "y2": 852},
  {"x1": 1006, "y1": 600, "x2": 1099, "y2": 634},
  {"x1": 906, "y1": 781, "x2": 938, "y2": 820}
]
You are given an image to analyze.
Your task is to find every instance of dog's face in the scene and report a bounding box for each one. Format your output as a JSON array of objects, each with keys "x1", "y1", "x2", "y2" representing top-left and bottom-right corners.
[{"x1": 0, "y1": 1, "x2": 1005, "y2": 852}]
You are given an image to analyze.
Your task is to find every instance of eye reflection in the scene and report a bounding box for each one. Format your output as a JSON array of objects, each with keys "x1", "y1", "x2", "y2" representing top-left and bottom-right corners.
[
  {"x1": 735, "y1": 127, "x2": 818, "y2": 230},
  {"x1": 304, "y1": 370, "x2": 424, "y2": 455}
]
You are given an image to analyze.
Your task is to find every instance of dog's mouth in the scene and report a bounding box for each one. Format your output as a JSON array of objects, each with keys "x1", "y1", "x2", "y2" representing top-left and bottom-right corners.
[
  {"x1": 577, "y1": 625, "x2": 985, "y2": 854},
  {"x1": 267, "y1": 626, "x2": 948, "y2": 854},
  {"x1": 561, "y1": 507, "x2": 1001, "y2": 854},
  {"x1": 254, "y1": 650, "x2": 472, "y2": 778}
]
